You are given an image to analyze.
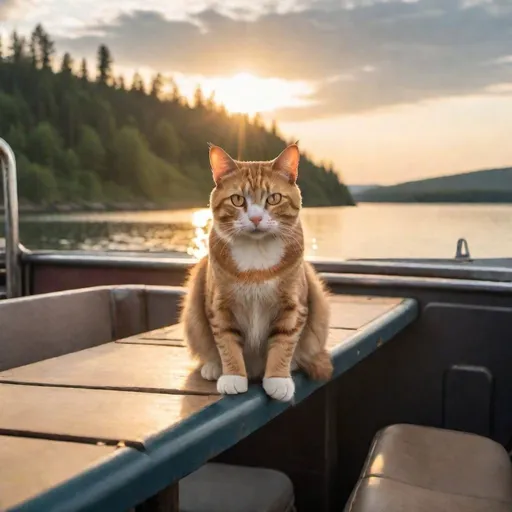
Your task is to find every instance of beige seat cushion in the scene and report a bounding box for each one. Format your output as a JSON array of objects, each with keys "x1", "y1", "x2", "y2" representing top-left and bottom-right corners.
[
  {"x1": 347, "y1": 477, "x2": 511, "y2": 512},
  {"x1": 345, "y1": 424, "x2": 512, "y2": 512}
]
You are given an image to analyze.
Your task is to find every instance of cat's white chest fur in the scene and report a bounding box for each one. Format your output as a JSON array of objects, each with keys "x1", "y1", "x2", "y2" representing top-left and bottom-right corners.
[
  {"x1": 231, "y1": 237, "x2": 284, "y2": 271},
  {"x1": 230, "y1": 237, "x2": 283, "y2": 375},
  {"x1": 232, "y1": 280, "x2": 278, "y2": 352}
]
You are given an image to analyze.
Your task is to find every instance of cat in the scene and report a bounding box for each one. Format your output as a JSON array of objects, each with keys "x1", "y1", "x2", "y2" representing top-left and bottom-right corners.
[{"x1": 180, "y1": 142, "x2": 333, "y2": 402}]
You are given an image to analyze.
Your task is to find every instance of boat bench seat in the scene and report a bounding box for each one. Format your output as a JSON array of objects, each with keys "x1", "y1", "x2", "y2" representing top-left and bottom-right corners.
[
  {"x1": 0, "y1": 285, "x2": 185, "y2": 371},
  {"x1": 179, "y1": 463, "x2": 295, "y2": 512},
  {"x1": 345, "y1": 423, "x2": 512, "y2": 512}
]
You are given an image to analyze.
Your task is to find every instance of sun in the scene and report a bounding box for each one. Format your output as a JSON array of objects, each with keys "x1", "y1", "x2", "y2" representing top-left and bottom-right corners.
[{"x1": 205, "y1": 72, "x2": 314, "y2": 115}]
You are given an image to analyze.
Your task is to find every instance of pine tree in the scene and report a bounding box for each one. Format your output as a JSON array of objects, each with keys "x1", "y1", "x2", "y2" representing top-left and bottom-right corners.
[
  {"x1": 97, "y1": 45, "x2": 113, "y2": 85},
  {"x1": 206, "y1": 91, "x2": 216, "y2": 110},
  {"x1": 253, "y1": 113, "x2": 262, "y2": 127},
  {"x1": 131, "y1": 72, "x2": 145, "y2": 94},
  {"x1": 9, "y1": 31, "x2": 26, "y2": 63},
  {"x1": 152, "y1": 120, "x2": 181, "y2": 162},
  {"x1": 168, "y1": 76, "x2": 181, "y2": 102},
  {"x1": 37, "y1": 25, "x2": 55, "y2": 70},
  {"x1": 117, "y1": 75, "x2": 126, "y2": 90},
  {"x1": 150, "y1": 73, "x2": 163, "y2": 98},
  {"x1": 76, "y1": 126, "x2": 105, "y2": 173},
  {"x1": 29, "y1": 29, "x2": 38, "y2": 67},
  {"x1": 79, "y1": 58, "x2": 89, "y2": 81},
  {"x1": 60, "y1": 53, "x2": 73, "y2": 74},
  {"x1": 193, "y1": 84, "x2": 204, "y2": 107}
]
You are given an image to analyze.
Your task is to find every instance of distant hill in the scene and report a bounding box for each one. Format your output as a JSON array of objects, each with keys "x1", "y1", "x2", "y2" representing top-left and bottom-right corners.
[
  {"x1": 354, "y1": 167, "x2": 512, "y2": 203},
  {"x1": 348, "y1": 185, "x2": 380, "y2": 195},
  {"x1": 0, "y1": 24, "x2": 354, "y2": 210}
]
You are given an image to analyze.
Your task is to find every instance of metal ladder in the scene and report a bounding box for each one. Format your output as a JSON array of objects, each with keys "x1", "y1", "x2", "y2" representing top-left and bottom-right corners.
[{"x1": 0, "y1": 138, "x2": 22, "y2": 299}]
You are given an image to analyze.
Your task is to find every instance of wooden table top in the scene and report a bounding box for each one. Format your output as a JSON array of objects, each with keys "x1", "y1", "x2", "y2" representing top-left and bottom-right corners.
[
  {"x1": 0, "y1": 435, "x2": 123, "y2": 511},
  {"x1": 0, "y1": 293, "x2": 417, "y2": 512}
]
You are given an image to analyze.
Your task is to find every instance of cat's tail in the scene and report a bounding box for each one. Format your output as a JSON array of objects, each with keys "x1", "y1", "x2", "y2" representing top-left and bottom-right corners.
[
  {"x1": 296, "y1": 343, "x2": 333, "y2": 381},
  {"x1": 295, "y1": 262, "x2": 333, "y2": 381}
]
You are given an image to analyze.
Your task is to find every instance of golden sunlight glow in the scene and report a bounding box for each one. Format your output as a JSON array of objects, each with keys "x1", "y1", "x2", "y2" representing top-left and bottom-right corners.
[
  {"x1": 202, "y1": 72, "x2": 314, "y2": 115},
  {"x1": 187, "y1": 208, "x2": 212, "y2": 258},
  {"x1": 191, "y1": 208, "x2": 212, "y2": 228}
]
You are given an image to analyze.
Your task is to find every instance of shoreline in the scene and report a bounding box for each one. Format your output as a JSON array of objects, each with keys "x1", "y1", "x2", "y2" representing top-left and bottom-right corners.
[
  {"x1": 14, "y1": 200, "x2": 357, "y2": 215},
  {"x1": 16, "y1": 201, "x2": 199, "y2": 214}
]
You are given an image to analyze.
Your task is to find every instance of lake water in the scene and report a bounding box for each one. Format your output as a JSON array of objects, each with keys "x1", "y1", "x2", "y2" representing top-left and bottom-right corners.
[{"x1": 12, "y1": 203, "x2": 512, "y2": 260}]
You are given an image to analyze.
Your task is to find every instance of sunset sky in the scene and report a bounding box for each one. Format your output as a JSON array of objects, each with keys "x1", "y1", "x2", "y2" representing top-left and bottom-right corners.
[{"x1": 1, "y1": 0, "x2": 512, "y2": 185}]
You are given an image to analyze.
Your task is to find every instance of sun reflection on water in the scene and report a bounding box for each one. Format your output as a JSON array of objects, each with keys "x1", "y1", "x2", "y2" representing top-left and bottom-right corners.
[{"x1": 187, "y1": 209, "x2": 213, "y2": 258}]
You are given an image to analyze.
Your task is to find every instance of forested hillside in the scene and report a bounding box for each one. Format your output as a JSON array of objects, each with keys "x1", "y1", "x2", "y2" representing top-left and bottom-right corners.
[
  {"x1": 0, "y1": 25, "x2": 354, "y2": 210},
  {"x1": 354, "y1": 167, "x2": 512, "y2": 203}
]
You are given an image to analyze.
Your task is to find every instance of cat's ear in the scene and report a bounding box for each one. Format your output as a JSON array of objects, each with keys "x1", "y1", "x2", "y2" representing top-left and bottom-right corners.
[
  {"x1": 208, "y1": 143, "x2": 238, "y2": 184},
  {"x1": 272, "y1": 142, "x2": 300, "y2": 183}
]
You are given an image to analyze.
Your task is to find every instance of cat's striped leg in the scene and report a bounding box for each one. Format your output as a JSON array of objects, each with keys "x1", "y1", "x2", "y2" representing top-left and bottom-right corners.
[
  {"x1": 263, "y1": 305, "x2": 307, "y2": 401},
  {"x1": 211, "y1": 308, "x2": 248, "y2": 395}
]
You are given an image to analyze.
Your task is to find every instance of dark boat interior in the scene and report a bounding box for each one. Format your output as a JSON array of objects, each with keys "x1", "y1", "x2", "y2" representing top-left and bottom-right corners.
[{"x1": 1, "y1": 139, "x2": 512, "y2": 511}]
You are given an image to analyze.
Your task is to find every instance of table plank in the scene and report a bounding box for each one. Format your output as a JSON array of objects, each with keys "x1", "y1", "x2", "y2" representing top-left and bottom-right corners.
[
  {"x1": 0, "y1": 343, "x2": 217, "y2": 395},
  {"x1": 119, "y1": 323, "x2": 185, "y2": 346},
  {"x1": 326, "y1": 328, "x2": 353, "y2": 351},
  {"x1": 121, "y1": 327, "x2": 361, "y2": 351},
  {"x1": 119, "y1": 295, "x2": 404, "y2": 346},
  {"x1": 120, "y1": 338, "x2": 185, "y2": 347},
  {"x1": 0, "y1": 327, "x2": 373, "y2": 393},
  {"x1": 0, "y1": 436, "x2": 118, "y2": 511},
  {"x1": 0, "y1": 384, "x2": 219, "y2": 447},
  {"x1": 143, "y1": 323, "x2": 184, "y2": 341},
  {"x1": 329, "y1": 296, "x2": 403, "y2": 329}
]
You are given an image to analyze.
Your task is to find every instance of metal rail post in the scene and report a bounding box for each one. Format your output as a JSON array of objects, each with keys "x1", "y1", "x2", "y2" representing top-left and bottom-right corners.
[{"x1": 0, "y1": 138, "x2": 21, "y2": 298}]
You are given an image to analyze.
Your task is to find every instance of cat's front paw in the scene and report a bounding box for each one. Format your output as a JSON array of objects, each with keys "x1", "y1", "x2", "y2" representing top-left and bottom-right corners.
[
  {"x1": 200, "y1": 361, "x2": 222, "y2": 381},
  {"x1": 217, "y1": 375, "x2": 248, "y2": 395},
  {"x1": 263, "y1": 377, "x2": 295, "y2": 402}
]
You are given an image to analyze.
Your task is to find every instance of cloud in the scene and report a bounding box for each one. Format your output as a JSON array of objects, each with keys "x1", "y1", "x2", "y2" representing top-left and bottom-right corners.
[
  {"x1": 55, "y1": 0, "x2": 512, "y2": 119},
  {"x1": 0, "y1": 0, "x2": 22, "y2": 20}
]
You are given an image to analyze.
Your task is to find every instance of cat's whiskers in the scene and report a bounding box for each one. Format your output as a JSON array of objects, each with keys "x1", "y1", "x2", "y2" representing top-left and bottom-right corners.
[{"x1": 276, "y1": 226, "x2": 304, "y2": 253}]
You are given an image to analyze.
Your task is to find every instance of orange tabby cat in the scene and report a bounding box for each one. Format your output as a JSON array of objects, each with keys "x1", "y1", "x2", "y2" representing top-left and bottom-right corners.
[{"x1": 181, "y1": 142, "x2": 333, "y2": 401}]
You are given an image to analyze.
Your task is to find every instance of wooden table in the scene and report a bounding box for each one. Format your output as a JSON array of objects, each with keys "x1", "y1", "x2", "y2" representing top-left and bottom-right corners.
[{"x1": 0, "y1": 294, "x2": 417, "y2": 512}]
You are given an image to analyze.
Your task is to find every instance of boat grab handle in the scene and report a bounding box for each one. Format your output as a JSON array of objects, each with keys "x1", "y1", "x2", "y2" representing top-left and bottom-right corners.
[{"x1": 0, "y1": 138, "x2": 22, "y2": 298}]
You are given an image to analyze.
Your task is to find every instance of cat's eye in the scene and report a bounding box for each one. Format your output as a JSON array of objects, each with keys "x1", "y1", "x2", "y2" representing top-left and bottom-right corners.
[
  {"x1": 230, "y1": 194, "x2": 245, "y2": 207},
  {"x1": 267, "y1": 193, "x2": 282, "y2": 205}
]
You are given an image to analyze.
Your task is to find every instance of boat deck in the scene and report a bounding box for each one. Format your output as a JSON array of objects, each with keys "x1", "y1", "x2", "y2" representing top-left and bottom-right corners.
[{"x1": 0, "y1": 292, "x2": 417, "y2": 511}]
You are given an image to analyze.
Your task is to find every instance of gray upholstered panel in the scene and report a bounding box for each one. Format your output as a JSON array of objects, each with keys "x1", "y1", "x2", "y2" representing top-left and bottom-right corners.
[
  {"x1": 0, "y1": 287, "x2": 113, "y2": 371},
  {"x1": 109, "y1": 286, "x2": 147, "y2": 340},
  {"x1": 180, "y1": 463, "x2": 295, "y2": 512},
  {"x1": 145, "y1": 285, "x2": 186, "y2": 331},
  {"x1": 0, "y1": 285, "x2": 187, "y2": 371}
]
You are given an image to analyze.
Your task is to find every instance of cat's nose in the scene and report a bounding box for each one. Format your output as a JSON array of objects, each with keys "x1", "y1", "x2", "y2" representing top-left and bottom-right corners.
[{"x1": 249, "y1": 215, "x2": 262, "y2": 226}]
